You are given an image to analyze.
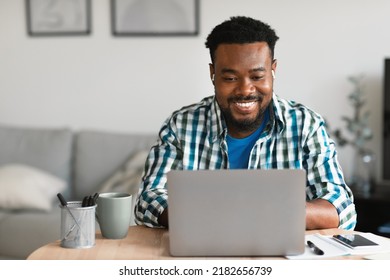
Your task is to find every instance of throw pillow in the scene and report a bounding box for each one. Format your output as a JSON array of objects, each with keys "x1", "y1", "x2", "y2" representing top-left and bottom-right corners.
[
  {"x1": 0, "y1": 164, "x2": 67, "y2": 211},
  {"x1": 98, "y1": 150, "x2": 149, "y2": 196}
]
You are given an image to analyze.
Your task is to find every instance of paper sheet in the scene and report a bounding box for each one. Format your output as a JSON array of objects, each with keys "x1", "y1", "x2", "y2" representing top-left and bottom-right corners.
[{"x1": 287, "y1": 232, "x2": 390, "y2": 260}]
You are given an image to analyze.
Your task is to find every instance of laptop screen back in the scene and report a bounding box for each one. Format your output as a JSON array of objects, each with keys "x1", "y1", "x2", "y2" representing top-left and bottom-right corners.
[{"x1": 167, "y1": 169, "x2": 306, "y2": 257}]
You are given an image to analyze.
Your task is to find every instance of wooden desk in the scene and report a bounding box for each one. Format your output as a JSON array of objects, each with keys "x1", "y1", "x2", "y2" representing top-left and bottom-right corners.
[{"x1": 27, "y1": 226, "x2": 365, "y2": 260}]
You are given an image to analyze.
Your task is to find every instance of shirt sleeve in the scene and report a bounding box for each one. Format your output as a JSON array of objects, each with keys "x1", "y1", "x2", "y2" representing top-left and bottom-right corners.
[
  {"x1": 303, "y1": 120, "x2": 357, "y2": 230},
  {"x1": 134, "y1": 120, "x2": 182, "y2": 228}
]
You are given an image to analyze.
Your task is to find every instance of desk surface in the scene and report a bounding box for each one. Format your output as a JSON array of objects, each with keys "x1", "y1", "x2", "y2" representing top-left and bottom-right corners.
[{"x1": 27, "y1": 226, "x2": 365, "y2": 260}]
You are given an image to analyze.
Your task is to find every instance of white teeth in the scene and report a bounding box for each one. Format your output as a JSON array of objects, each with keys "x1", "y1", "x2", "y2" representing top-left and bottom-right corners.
[{"x1": 236, "y1": 101, "x2": 255, "y2": 108}]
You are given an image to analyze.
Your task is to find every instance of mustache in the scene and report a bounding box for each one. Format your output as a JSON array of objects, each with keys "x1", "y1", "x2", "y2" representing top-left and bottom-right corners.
[{"x1": 228, "y1": 94, "x2": 262, "y2": 103}]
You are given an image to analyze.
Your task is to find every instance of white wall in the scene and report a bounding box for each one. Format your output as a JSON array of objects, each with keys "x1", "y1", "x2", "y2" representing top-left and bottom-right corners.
[{"x1": 1, "y1": 0, "x2": 390, "y2": 181}]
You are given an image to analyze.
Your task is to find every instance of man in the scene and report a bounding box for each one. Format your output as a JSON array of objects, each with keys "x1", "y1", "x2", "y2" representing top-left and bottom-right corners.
[{"x1": 135, "y1": 16, "x2": 357, "y2": 230}]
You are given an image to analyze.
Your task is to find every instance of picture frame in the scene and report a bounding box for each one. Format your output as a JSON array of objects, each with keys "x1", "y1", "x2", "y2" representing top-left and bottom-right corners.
[
  {"x1": 111, "y1": 0, "x2": 199, "y2": 36},
  {"x1": 26, "y1": 0, "x2": 91, "y2": 36}
]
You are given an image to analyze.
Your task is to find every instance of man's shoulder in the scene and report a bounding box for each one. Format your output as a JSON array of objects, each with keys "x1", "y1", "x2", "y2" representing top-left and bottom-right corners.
[{"x1": 161, "y1": 96, "x2": 217, "y2": 138}]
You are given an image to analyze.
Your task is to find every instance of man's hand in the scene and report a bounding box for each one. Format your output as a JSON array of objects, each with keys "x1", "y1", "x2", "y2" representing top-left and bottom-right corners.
[{"x1": 159, "y1": 208, "x2": 169, "y2": 228}]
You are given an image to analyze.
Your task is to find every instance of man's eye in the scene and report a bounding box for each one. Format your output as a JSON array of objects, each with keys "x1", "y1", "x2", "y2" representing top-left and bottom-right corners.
[
  {"x1": 223, "y1": 77, "x2": 237, "y2": 82},
  {"x1": 252, "y1": 76, "x2": 264, "y2": 81}
]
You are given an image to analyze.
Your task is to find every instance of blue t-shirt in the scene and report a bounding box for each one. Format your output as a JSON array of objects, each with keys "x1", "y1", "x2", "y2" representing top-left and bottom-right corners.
[{"x1": 226, "y1": 109, "x2": 269, "y2": 169}]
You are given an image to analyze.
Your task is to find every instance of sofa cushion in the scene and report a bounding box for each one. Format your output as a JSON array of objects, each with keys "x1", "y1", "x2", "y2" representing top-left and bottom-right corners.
[
  {"x1": 98, "y1": 149, "x2": 149, "y2": 195},
  {"x1": 0, "y1": 208, "x2": 61, "y2": 259},
  {"x1": 0, "y1": 124, "x2": 73, "y2": 198},
  {"x1": 73, "y1": 130, "x2": 157, "y2": 200},
  {"x1": 0, "y1": 164, "x2": 66, "y2": 211}
]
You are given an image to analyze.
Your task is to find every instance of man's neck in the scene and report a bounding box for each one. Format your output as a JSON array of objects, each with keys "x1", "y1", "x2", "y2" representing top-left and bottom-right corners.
[{"x1": 227, "y1": 114, "x2": 266, "y2": 139}]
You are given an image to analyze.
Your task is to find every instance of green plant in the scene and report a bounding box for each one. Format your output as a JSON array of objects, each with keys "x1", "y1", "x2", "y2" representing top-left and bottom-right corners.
[{"x1": 331, "y1": 74, "x2": 373, "y2": 155}]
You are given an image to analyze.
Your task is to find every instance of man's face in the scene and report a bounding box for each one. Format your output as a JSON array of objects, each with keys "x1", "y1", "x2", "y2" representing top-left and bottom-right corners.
[{"x1": 210, "y1": 42, "x2": 276, "y2": 138}]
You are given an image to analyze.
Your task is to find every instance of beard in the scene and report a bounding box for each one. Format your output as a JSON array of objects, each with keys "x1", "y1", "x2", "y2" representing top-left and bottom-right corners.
[{"x1": 220, "y1": 94, "x2": 266, "y2": 134}]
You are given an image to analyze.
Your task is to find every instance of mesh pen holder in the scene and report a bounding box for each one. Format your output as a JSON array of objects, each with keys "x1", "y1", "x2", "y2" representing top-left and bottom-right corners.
[{"x1": 60, "y1": 201, "x2": 96, "y2": 249}]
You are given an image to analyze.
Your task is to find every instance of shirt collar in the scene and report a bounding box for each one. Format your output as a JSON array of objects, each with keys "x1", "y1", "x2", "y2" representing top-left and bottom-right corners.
[
  {"x1": 209, "y1": 96, "x2": 227, "y2": 143},
  {"x1": 270, "y1": 93, "x2": 286, "y2": 134}
]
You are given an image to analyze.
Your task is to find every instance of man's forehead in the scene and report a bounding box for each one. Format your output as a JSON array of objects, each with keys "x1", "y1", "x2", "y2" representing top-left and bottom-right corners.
[
  {"x1": 213, "y1": 42, "x2": 272, "y2": 70},
  {"x1": 214, "y1": 42, "x2": 271, "y2": 61}
]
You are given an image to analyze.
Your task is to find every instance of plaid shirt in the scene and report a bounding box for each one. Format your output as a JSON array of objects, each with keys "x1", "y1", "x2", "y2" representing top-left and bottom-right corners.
[{"x1": 135, "y1": 94, "x2": 357, "y2": 229}]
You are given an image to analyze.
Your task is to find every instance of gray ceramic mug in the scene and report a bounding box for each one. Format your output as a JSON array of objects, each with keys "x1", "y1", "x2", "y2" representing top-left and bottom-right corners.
[{"x1": 96, "y1": 192, "x2": 132, "y2": 239}]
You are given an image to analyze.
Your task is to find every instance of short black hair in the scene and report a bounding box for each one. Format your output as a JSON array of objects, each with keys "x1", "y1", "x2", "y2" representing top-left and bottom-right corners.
[{"x1": 205, "y1": 16, "x2": 279, "y2": 63}]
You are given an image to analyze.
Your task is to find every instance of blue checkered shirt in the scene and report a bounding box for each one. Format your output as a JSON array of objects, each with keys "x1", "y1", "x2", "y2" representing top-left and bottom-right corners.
[{"x1": 135, "y1": 94, "x2": 357, "y2": 229}]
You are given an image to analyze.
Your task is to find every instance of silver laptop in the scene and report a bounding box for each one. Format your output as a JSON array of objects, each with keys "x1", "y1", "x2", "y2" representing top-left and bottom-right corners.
[{"x1": 167, "y1": 169, "x2": 306, "y2": 257}]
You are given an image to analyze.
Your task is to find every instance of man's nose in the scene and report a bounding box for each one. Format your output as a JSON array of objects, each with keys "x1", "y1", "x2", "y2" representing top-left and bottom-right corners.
[{"x1": 237, "y1": 78, "x2": 255, "y2": 95}]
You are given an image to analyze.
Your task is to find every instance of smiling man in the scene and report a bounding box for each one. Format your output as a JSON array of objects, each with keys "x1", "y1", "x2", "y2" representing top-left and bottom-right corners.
[{"x1": 135, "y1": 16, "x2": 357, "y2": 230}]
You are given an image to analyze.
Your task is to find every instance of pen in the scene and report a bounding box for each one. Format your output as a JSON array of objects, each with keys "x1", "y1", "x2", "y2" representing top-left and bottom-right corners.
[
  {"x1": 81, "y1": 193, "x2": 99, "y2": 207},
  {"x1": 57, "y1": 193, "x2": 85, "y2": 241},
  {"x1": 57, "y1": 193, "x2": 81, "y2": 229},
  {"x1": 307, "y1": 240, "x2": 324, "y2": 255}
]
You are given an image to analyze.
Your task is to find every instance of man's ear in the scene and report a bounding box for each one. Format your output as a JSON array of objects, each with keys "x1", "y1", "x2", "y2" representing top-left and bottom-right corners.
[
  {"x1": 271, "y1": 59, "x2": 277, "y2": 74},
  {"x1": 209, "y1": 63, "x2": 215, "y2": 84}
]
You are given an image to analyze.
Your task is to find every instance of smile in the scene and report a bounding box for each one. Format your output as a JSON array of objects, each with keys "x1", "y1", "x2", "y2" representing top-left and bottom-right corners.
[{"x1": 235, "y1": 101, "x2": 256, "y2": 108}]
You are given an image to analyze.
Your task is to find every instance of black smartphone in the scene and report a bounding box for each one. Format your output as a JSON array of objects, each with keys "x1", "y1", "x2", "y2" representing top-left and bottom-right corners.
[{"x1": 332, "y1": 234, "x2": 378, "y2": 249}]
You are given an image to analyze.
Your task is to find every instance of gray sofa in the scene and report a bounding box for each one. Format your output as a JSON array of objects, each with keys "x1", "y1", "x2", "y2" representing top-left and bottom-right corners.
[{"x1": 0, "y1": 124, "x2": 156, "y2": 259}]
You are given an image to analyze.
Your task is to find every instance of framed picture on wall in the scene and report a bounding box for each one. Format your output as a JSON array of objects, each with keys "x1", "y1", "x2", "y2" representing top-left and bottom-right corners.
[
  {"x1": 111, "y1": 0, "x2": 199, "y2": 36},
  {"x1": 26, "y1": 0, "x2": 91, "y2": 36}
]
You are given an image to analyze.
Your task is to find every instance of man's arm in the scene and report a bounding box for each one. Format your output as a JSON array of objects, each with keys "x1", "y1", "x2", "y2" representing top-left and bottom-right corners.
[
  {"x1": 134, "y1": 120, "x2": 182, "y2": 228},
  {"x1": 305, "y1": 199, "x2": 339, "y2": 229},
  {"x1": 303, "y1": 117, "x2": 357, "y2": 230}
]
